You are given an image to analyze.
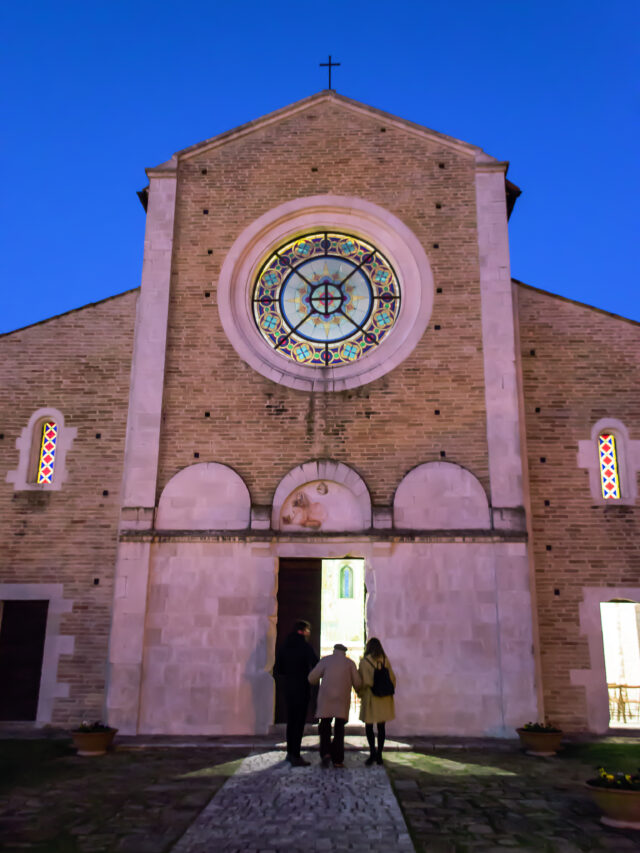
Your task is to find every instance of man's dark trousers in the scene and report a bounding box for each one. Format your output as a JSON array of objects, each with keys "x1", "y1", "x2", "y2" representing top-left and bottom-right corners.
[
  {"x1": 285, "y1": 684, "x2": 310, "y2": 759},
  {"x1": 319, "y1": 717, "x2": 346, "y2": 765}
]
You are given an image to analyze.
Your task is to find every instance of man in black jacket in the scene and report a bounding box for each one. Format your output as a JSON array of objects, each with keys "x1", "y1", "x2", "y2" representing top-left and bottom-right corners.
[{"x1": 273, "y1": 619, "x2": 319, "y2": 766}]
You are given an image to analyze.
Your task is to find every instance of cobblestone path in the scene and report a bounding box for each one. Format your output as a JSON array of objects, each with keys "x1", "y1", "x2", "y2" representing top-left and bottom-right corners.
[{"x1": 171, "y1": 751, "x2": 414, "y2": 853}]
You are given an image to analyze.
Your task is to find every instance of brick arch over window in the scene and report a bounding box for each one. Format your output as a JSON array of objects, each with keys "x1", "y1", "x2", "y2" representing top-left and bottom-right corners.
[
  {"x1": 156, "y1": 462, "x2": 251, "y2": 530},
  {"x1": 271, "y1": 460, "x2": 371, "y2": 531},
  {"x1": 6, "y1": 407, "x2": 77, "y2": 492},
  {"x1": 394, "y1": 461, "x2": 490, "y2": 530},
  {"x1": 577, "y1": 418, "x2": 640, "y2": 506}
]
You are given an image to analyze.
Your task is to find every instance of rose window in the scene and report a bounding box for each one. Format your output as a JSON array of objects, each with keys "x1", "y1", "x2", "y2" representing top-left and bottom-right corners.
[{"x1": 252, "y1": 232, "x2": 401, "y2": 366}]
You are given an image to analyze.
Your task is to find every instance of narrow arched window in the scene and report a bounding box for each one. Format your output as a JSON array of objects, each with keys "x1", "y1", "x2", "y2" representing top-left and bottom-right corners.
[
  {"x1": 599, "y1": 433, "x2": 621, "y2": 500},
  {"x1": 36, "y1": 421, "x2": 59, "y2": 484},
  {"x1": 339, "y1": 565, "x2": 353, "y2": 599}
]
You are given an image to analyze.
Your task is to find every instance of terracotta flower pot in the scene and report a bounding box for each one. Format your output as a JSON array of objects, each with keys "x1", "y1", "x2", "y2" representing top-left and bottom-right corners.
[
  {"x1": 71, "y1": 728, "x2": 118, "y2": 756},
  {"x1": 586, "y1": 783, "x2": 640, "y2": 829},
  {"x1": 516, "y1": 727, "x2": 563, "y2": 756}
]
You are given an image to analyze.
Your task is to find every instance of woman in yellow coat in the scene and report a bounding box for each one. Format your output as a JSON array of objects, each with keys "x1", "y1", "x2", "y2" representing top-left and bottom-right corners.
[{"x1": 358, "y1": 637, "x2": 396, "y2": 765}]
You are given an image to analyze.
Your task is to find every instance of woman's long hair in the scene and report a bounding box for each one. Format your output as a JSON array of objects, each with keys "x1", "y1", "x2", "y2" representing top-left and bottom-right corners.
[{"x1": 364, "y1": 637, "x2": 385, "y2": 660}]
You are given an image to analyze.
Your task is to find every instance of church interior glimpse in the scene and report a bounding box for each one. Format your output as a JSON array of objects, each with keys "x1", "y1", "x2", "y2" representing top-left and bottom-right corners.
[
  {"x1": 320, "y1": 559, "x2": 365, "y2": 722},
  {"x1": 600, "y1": 600, "x2": 640, "y2": 728},
  {"x1": 275, "y1": 557, "x2": 365, "y2": 724}
]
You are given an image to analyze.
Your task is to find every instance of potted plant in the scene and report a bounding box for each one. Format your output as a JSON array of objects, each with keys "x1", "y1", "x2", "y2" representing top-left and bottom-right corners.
[
  {"x1": 70, "y1": 720, "x2": 118, "y2": 756},
  {"x1": 516, "y1": 721, "x2": 563, "y2": 756},
  {"x1": 586, "y1": 767, "x2": 640, "y2": 829}
]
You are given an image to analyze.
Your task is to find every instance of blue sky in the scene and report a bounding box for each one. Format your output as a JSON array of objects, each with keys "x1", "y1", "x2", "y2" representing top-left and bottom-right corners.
[{"x1": 1, "y1": 0, "x2": 638, "y2": 333}]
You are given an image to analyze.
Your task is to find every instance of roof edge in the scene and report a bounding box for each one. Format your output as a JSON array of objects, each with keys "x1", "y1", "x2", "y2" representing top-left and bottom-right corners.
[
  {"x1": 0, "y1": 287, "x2": 140, "y2": 338},
  {"x1": 156, "y1": 90, "x2": 494, "y2": 166},
  {"x1": 513, "y1": 279, "x2": 639, "y2": 327}
]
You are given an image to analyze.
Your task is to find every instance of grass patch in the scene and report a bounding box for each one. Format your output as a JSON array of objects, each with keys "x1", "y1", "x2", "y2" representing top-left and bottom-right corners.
[{"x1": 562, "y1": 741, "x2": 640, "y2": 774}]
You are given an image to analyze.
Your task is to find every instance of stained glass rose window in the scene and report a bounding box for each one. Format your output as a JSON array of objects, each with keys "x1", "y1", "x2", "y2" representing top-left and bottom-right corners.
[{"x1": 252, "y1": 232, "x2": 401, "y2": 367}]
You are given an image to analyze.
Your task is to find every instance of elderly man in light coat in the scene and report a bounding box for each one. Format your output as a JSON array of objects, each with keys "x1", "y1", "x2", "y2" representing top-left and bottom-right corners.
[{"x1": 308, "y1": 643, "x2": 362, "y2": 767}]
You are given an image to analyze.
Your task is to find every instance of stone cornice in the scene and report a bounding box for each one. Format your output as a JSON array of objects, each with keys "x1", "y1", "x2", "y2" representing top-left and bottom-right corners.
[{"x1": 119, "y1": 529, "x2": 527, "y2": 545}]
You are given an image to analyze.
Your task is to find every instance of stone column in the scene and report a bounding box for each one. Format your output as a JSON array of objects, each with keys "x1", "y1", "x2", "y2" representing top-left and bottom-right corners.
[{"x1": 106, "y1": 159, "x2": 177, "y2": 733}]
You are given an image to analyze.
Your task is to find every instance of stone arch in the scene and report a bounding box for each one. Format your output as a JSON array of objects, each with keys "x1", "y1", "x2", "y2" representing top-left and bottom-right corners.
[
  {"x1": 156, "y1": 462, "x2": 251, "y2": 530},
  {"x1": 394, "y1": 461, "x2": 490, "y2": 530},
  {"x1": 271, "y1": 460, "x2": 371, "y2": 531},
  {"x1": 6, "y1": 407, "x2": 77, "y2": 492}
]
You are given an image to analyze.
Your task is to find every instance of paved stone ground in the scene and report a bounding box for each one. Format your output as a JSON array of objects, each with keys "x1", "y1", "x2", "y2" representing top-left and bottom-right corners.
[
  {"x1": 171, "y1": 750, "x2": 413, "y2": 853},
  {"x1": 383, "y1": 747, "x2": 640, "y2": 852},
  {"x1": 1, "y1": 734, "x2": 639, "y2": 852}
]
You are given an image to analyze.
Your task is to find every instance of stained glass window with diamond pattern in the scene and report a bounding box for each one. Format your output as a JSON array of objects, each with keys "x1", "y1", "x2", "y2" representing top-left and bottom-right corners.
[
  {"x1": 253, "y1": 232, "x2": 401, "y2": 367},
  {"x1": 599, "y1": 433, "x2": 620, "y2": 500},
  {"x1": 37, "y1": 421, "x2": 58, "y2": 484}
]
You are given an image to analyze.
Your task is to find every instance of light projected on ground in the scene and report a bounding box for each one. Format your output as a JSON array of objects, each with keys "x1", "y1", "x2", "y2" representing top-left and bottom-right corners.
[{"x1": 383, "y1": 752, "x2": 517, "y2": 777}]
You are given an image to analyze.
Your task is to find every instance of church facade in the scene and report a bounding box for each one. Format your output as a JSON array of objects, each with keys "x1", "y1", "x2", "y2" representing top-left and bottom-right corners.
[{"x1": 1, "y1": 92, "x2": 638, "y2": 736}]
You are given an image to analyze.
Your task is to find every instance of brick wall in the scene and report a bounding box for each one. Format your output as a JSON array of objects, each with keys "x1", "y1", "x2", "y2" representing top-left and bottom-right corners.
[
  {"x1": 0, "y1": 290, "x2": 137, "y2": 723},
  {"x1": 516, "y1": 282, "x2": 640, "y2": 730},
  {"x1": 157, "y1": 100, "x2": 491, "y2": 507}
]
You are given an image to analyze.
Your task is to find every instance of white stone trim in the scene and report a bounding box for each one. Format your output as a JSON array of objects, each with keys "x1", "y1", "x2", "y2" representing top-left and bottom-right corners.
[
  {"x1": 217, "y1": 195, "x2": 434, "y2": 392},
  {"x1": 475, "y1": 167, "x2": 524, "y2": 510},
  {"x1": 6, "y1": 407, "x2": 77, "y2": 492},
  {"x1": 120, "y1": 173, "x2": 177, "y2": 513},
  {"x1": 271, "y1": 460, "x2": 371, "y2": 529},
  {"x1": 570, "y1": 586, "x2": 640, "y2": 733},
  {"x1": 105, "y1": 541, "x2": 153, "y2": 733},
  {"x1": 0, "y1": 583, "x2": 73, "y2": 723},
  {"x1": 577, "y1": 418, "x2": 640, "y2": 505}
]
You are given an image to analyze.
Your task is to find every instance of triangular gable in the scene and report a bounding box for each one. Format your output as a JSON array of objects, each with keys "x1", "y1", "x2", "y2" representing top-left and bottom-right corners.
[{"x1": 147, "y1": 90, "x2": 495, "y2": 175}]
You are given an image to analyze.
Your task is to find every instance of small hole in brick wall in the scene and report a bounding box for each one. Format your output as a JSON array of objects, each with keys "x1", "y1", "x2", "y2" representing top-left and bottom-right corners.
[
  {"x1": 95, "y1": 433, "x2": 101, "y2": 439},
  {"x1": 440, "y1": 450, "x2": 446, "y2": 458},
  {"x1": 433, "y1": 243, "x2": 439, "y2": 249},
  {"x1": 436, "y1": 287, "x2": 442, "y2": 293},
  {"x1": 434, "y1": 324, "x2": 441, "y2": 330},
  {"x1": 0, "y1": 434, "x2": 4, "y2": 440},
  {"x1": 311, "y1": 167, "x2": 318, "y2": 172},
  {"x1": 434, "y1": 409, "x2": 440, "y2": 415},
  {"x1": 380, "y1": 127, "x2": 386, "y2": 132},
  {"x1": 535, "y1": 407, "x2": 541, "y2": 413},
  {"x1": 438, "y1": 162, "x2": 445, "y2": 169},
  {"x1": 546, "y1": 544, "x2": 552, "y2": 551},
  {"x1": 540, "y1": 457, "x2": 546, "y2": 463},
  {"x1": 204, "y1": 411, "x2": 210, "y2": 418},
  {"x1": 203, "y1": 209, "x2": 209, "y2": 215},
  {"x1": 93, "y1": 578, "x2": 100, "y2": 586},
  {"x1": 435, "y1": 203, "x2": 442, "y2": 209},
  {"x1": 207, "y1": 249, "x2": 213, "y2": 255},
  {"x1": 201, "y1": 168, "x2": 207, "y2": 175},
  {"x1": 204, "y1": 291, "x2": 211, "y2": 298},
  {"x1": 102, "y1": 490, "x2": 109, "y2": 497},
  {"x1": 554, "y1": 588, "x2": 560, "y2": 596},
  {"x1": 544, "y1": 499, "x2": 550, "y2": 506},
  {"x1": 530, "y1": 349, "x2": 536, "y2": 356},
  {"x1": 194, "y1": 452, "x2": 200, "y2": 458}
]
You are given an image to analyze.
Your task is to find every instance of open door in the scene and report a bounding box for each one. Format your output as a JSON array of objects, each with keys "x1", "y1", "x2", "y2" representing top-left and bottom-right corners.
[{"x1": 275, "y1": 558, "x2": 321, "y2": 723}]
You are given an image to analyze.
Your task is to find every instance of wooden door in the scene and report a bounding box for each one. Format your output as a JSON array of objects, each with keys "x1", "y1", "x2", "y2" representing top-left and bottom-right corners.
[
  {"x1": 274, "y1": 558, "x2": 322, "y2": 723},
  {"x1": 0, "y1": 600, "x2": 49, "y2": 721}
]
